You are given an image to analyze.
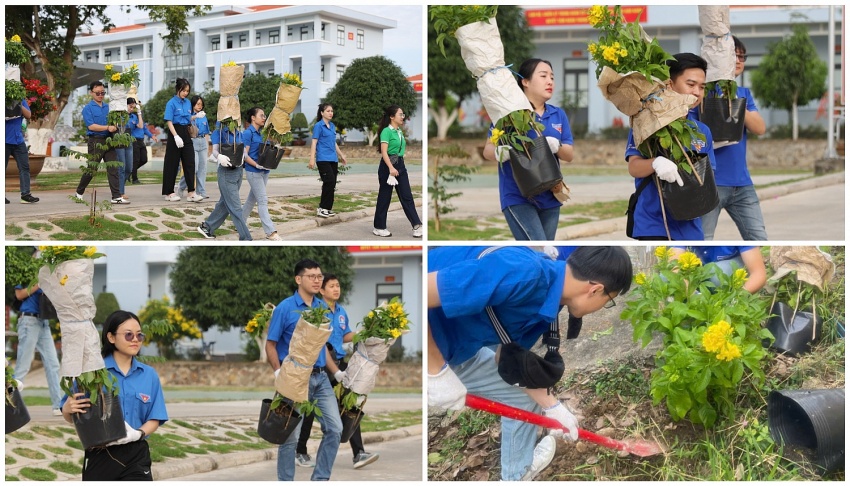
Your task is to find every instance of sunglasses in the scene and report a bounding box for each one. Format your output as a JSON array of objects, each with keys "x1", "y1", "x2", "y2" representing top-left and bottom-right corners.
[
  {"x1": 92, "y1": 91, "x2": 106, "y2": 96},
  {"x1": 120, "y1": 331, "x2": 146, "y2": 342},
  {"x1": 736, "y1": 54, "x2": 748, "y2": 62}
]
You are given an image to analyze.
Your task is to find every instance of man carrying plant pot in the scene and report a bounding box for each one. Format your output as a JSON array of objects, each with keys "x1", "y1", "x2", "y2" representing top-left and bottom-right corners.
[
  {"x1": 427, "y1": 246, "x2": 633, "y2": 481},
  {"x1": 625, "y1": 53, "x2": 718, "y2": 240},
  {"x1": 295, "y1": 273, "x2": 380, "y2": 470},
  {"x1": 5, "y1": 98, "x2": 40, "y2": 204},
  {"x1": 699, "y1": 37, "x2": 768, "y2": 241},
  {"x1": 266, "y1": 259, "x2": 342, "y2": 481}
]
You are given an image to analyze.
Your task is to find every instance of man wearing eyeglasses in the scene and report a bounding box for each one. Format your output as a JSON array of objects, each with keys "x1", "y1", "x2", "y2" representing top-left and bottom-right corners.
[
  {"x1": 73, "y1": 81, "x2": 128, "y2": 205},
  {"x1": 699, "y1": 36, "x2": 767, "y2": 241},
  {"x1": 266, "y1": 259, "x2": 342, "y2": 481},
  {"x1": 426, "y1": 246, "x2": 633, "y2": 481}
]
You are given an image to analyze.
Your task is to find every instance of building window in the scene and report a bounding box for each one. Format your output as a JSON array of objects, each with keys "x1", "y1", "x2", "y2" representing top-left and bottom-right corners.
[
  {"x1": 211, "y1": 36, "x2": 220, "y2": 51},
  {"x1": 287, "y1": 26, "x2": 293, "y2": 40},
  {"x1": 321, "y1": 23, "x2": 327, "y2": 40},
  {"x1": 239, "y1": 34, "x2": 247, "y2": 48},
  {"x1": 321, "y1": 64, "x2": 325, "y2": 82},
  {"x1": 227, "y1": 35, "x2": 233, "y2": 49},
  {"x1": 256, "y1": 32, "x2": 261, "y2": 46},
  {"x1": 104, "y1": 50, "x2": 111, "y2": 62},
  {"x1": 336, "y1": 64, "x2": 345, "y2": 80},
  {"x1": 357, "y1": 29, "x2": 364, "y2": 49},
  {"x1": 300, "y1": 25, "x2": 309, "y2": 41},
  {"x1": 268, "y1": 68, "x2": 275, "y2": 76},
  {"x1": 337, "y1": 25, "x2": 345, "y2": 46},
  {"x1": 126, "y1": 47, "x2": 133, "y2": 58},
  {"x1": 269, "y1": 29, "x2": 279, "y2": 44},
  {"x1": 86, "y1": 53, "x2": 92, "y2": 62}
]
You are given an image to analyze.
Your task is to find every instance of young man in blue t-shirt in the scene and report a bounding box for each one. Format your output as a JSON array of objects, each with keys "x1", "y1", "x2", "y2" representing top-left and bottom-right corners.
[
  {"x1": 5, "y1": 98, "x2": 39, "y2": 204},
  {"x1": 699, "y1": 37, "x2": 768, "y2": 240}
]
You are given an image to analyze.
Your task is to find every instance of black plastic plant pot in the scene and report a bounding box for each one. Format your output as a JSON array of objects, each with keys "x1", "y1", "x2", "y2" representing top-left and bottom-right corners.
[
  {"x1": 765, "y1": 301, "x2": 823, "y2": 356},
  {"x1": 700, "y1": 97, "x2": 747, "y2": 143},
  {"x1": 258, "y1": 144, "x2": 286, "y2": 171},
  {"x1": 508, "y1": 136, "x2": 563, "y2": 198},
  {"x1": 220, "y1": 142, "x2": 245, "y2": 168},
  {"x1": 73, "y1": 392, "x2": 126, "y2": 449},
  {"x1": 6, "y1": 386, "x2": 31, "y2": 434},
  {"x1": 660, "y1": 154, "x2": 720, "y2": 221},
  {"x1": 258, "y1": 398, "x2": 302, "y2": 445},
  {"x1": 340, "y1": 407, "x2": 365, "y2": 444},
  {"x1": 5, "y1": 102, "x2": 22, "y2": 119},
  {"x1": 768, "y1": 388, "x2": 845, "y2": 475}
]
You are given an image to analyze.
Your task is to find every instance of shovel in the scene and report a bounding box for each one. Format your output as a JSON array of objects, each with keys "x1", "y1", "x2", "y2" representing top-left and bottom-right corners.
[{"x1": 465, "y1": 394, "x2": 664, "y2": 457}]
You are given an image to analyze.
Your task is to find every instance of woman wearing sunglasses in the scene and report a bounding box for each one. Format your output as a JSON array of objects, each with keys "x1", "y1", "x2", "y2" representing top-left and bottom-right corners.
[{"x1": 61, "y1": 310, "x2": 168, "y2": 481}]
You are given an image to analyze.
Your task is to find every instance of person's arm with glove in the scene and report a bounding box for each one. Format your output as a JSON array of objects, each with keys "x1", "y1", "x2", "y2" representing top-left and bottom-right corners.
[
  {"x1": 103, "y1": 421, "x2": 150, "y2": 447},
  {"x1": 210, "y1": 144, "x2": 232, "y2": 167},
  {"x1": 167, "y1": 120, "x2": 184, "y2": 148},
  {"x1": 525, "y1": 388, "x2": 579, "y2": 441},
  {"x1": 628, "y1": 154, "x2": 683, "y2": 186}
]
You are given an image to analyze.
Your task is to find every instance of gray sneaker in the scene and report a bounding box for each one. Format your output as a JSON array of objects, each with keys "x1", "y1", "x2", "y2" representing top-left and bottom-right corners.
[
  {"x1": 296, "y1": 453, "x2": 315, "y2": 468},
  {"x1": 353, "y1": 451, "x2": 379, "y2": 469},
  {"x1": 521, "y1": 435, "x2": 556, "y2": 481}
]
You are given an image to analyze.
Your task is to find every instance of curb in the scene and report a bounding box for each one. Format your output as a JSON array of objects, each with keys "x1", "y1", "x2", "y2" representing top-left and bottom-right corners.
[{"x1": 152, "y1": 424, "x2": 422, "y2": 481}]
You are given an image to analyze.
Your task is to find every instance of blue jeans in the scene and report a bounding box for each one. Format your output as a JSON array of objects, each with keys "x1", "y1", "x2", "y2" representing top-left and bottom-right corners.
[
  {"x1": 277, "y1": 371, "x2": 342, "y2": 481},
  {"x1": 179, "y1": 138, "x2": 209, "y2": 197},
  {"x1": 5, "y1": 142, "x2": 32, "y2": 195},
  {"x1": 242, "y1": 170, "x2": 275, "y2": 236},
  {"x1": 115, "y1": 145, "x2": 133, "y2": 194},
  {"x1": 205, "y1": 165, "x2": 252, "y2": 241},
  {"x1": 453, "y1": 347, "x2": 539, "y2": 481},
  {"x1": 701, "y1": 185, "x2": 767, "y2": 241},
  {"x1": 502, "y1": 204, "x2": 560, "y2": 240},
  {"x1": 14, "y1": 316, "x2": 63, "y2": 409}
]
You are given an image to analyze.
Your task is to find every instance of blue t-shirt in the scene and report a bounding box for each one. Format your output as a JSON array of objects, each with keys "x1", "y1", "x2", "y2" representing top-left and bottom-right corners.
[
  {"x1": 5, "y1": 99, "x2": 30, "y2": 145},
  {"x1": 491, "y1": 103, "x2": 573, "y2": 211},
  {"x1": 129, "y1": 113, "x2": 145, "y2": 138},
  {"x1": 267, "y1": 292, "x2": 330, "y2": 368},
  {"x1": 14, "y1": 285, "x2": 41, "y2": 315},
  {"x1": 428, "y1": 246, "x2": 566, "y2": 366},
  {"x1": 243, "y1": 124, "x2": 268, "y2": 173},
  {"x1": 624, "y1": 113, "x2": 716, "y2": 240},
  {"x1": 688, "y1": 246, "x2": 755, "y2": 264},
  {"x1": 707, "y1": 86, "x2": 758, "y2": 187},
  {"x1": 82, "y1": 100, "x2": 110, "y2": 136},
  {"x1": 327, "y1": 303, "x2": 352, "y2": 360},
  {"x1": 61, "y1": 354, "x2": 168, "y2": 430},
  {"x1": 312, "y1": 121, "x2": 338, "y2": 162},
  {"x1": 164, "y1": 95, "x2": 192, "y2": 125},
  {"x1": 194, "y1": 113, "x2": 211, "y2": 137}
]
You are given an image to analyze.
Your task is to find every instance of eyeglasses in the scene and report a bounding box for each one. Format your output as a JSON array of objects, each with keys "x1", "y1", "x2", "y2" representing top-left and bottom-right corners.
[
  {"x1": 299, "y1": 273, "x2": 324, "y2": 281},
  {"x1": 736, "y1": 54, "x2": 748, "y2": 62},
  {"x1": 92, "y1": 91, "x2": 106, "y2": 96},
  {"x1": 120, "y1": 331, "x2": 146, "y2": 342},
  {"x1": 590, "y1": 281, "x2": 617, "y2": 309}
]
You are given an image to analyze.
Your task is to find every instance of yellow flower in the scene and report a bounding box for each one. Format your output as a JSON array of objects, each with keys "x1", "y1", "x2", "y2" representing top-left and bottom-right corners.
[
  {"x1": 105, "y1": 64, "x2": 113, "y2": 71},
  {"x1": 677, "y1": 251, "x2": 702, "y2": 271},
  {"x1": 11, "y1": 35, "x2": 22, "y2": 43},
  {"x1": 732, "y1": 268, "x2": 749, "y2": 288},
  {"x1": 701, "y1": 320, "x2": 734, "y2": 353},
  {"x1": 59, "y1": 275, "x2": 69, "y2": 286},
  {"x1": 390, "y1": 328, "x2": 402, "y2": 339},
  {"x1": 619, "y1": 48, "x2": 628, "y2": 57},
  {"x1": 716, "y1": 342, "x2": 742, "y2": 361},
  {"x1": 83, "y1": 246, "x2": 97, "y2": 257},
  {"x1": 654, "y1": 246, "x2": 671, "y2": 260},
  {"x1": 587, "y1": 43, "x2": 598, "y2": 55},
  {"x1": 368, "y1": 311, "x2": 374, "y2": 319},
  {"x1": 111, "y1": 73, "x2": 121, "y2": 81},
  {"x1": 634, "y1": 272, "x2": 647, "y2": 286},
  {"x1": 489, "y1": 128, "x2": 505, "y2": 144},
  {"x1": 131, "y1": 63, "x2": 138, "y2": 69},
  {"x1": 587, "y1": 5, "x2": 607, "y2": 26}
]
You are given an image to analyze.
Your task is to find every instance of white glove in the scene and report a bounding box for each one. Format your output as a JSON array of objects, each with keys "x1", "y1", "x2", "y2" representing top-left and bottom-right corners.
[
  {"x1": 174, "y1": 134, "x2": 184, "y2": 148},
  {"x1": 494, "y1": 145, "x2": 511, "y2": 163},
  {"x1": 209, "y1": 151, "x2": 219, "y2": 163},
  {"x1": 217, "y1": 154, "x2": 232, "y2": 168},
  {"x1": 542, "y1": 246, "x2": 559, "y2": 260},
  {"x1": 274, "y1": 368, "x2": 281, "y2": 379},
  {"x1": 387, "y1": 175, "x2": 399, "y2": 186},
  {"x1": 651, "y1": 156, "x2": 683, "y2": 186},
  {"x1": 334, "y1": 370, "x2": 347, "y2": 383},
  {"x1": 543, "y1": 402, "x2": 579, "y2": 442},
  {"x1": 15, "y1": 379, "x2": 24, "y2": 391},
  {"x1": 105, "y1": 421, "x2": 144, "y2": 447},
  {"x1": 546, "y1": 136, "x2": 561, "y2": 154},
  {"x1": 427, "y1": 364, "x2": 467, "y2": 411},
  {"x1": 195, "y1": 111, "x2": 206, "y2": 119}
]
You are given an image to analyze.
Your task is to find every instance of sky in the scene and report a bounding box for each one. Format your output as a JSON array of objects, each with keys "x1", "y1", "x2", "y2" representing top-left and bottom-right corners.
[{"x1": 100, "y1": 5, "x2": 424, "y2": 76}]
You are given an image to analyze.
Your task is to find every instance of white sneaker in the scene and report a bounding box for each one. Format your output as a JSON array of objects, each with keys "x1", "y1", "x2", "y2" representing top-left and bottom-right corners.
[
  {"x1": 165, "y1": 194, "x2": 181, "y2": 202},
  {"x1": 52, "y1": 409, "x2": 63, "y2": 416},
  {"x1": 317, "y1": 208, "x2": 331, "y2": 218},
  {"x1": 266, "y1": 232, "x2": 282, "y2": 241},
  {"x1": 521, "y1": 435, "x2": 556, "y2": 481},
  {"x1": 372, "y1": 228, "x2": 392, "y2": 237},
  {"x1": 187, "y1": 194, "x2": 204, "y2": 202},
  {"x1": 110, "y1": 197, "x2": 131, "y2": 205},
  {"x1": 412, "y1": 225, "x2": 423, "y2": 238},
  {"x1": 72, "y1": 192, "x2": 84, "y2": 201}
]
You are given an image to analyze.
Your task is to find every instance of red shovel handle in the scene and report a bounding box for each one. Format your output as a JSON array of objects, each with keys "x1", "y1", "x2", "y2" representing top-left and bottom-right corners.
[{"x1": 465, "y1": 394, "x2": 629, "y2": 453}]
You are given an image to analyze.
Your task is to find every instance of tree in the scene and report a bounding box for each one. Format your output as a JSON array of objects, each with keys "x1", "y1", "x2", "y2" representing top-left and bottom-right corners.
[
  {"x1": 238, "y1": 72, "x2": 283, "y2": 119},
  {"x1": 322, "y1": 56, "x2": 417, "y2": 146},
  {"x1": 142, "y1": 87, "x2": 178, "y2": 129},
  {"x1": 427, "y1": 6, "x2": 534, "y2": 141},
  {"x1": 5, "y1": 6, "x2": 209, "y2": 140},
  {"x1": 291, "y1": 112, "x2": 310, "y2": 143},
  {"x1": 93, "y1": 292, "x2": 120, "y2": 325},
  {"x1": 169, "y1": 247, "x2": 354, "y2": 331},
  {"x1": 750, "y1": 24, "x2": 828, "y2": 140},
  {"x1": 429, "y1": 144, "x2": 476, "y2": 232}
]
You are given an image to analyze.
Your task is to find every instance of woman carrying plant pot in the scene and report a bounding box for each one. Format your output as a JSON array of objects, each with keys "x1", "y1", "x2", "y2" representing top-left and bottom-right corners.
[
  {"x1": 177, "y1": 95, "x2": 211, "y2": 200},
  {"x1": 162, "y1": 78, "x2": 203, "y2": 203},
  {"x1": 61, "y1": 310, "x2": 168, "y2": 481},
  {"x1": 482, "y1": 58, "x2": 575, "y2": 241},
  {"x1": 241, "y1": 106, "x2": 281, "y2": 241},
  {"x1": 372, "y1": 105, "x2": 423, "y2": 238},
  {"x1": 624, "y1": 53, "x2": 717, "y2": 240},
  {"x1": 197, "y1": 123, "x2": 252, "y2": 240},
  {"x1": 309, "y1": 103, "x2": 348, "y2": 219},
  {"x1": 295, "y1": 274, "x2": 380, "y2": 470}
]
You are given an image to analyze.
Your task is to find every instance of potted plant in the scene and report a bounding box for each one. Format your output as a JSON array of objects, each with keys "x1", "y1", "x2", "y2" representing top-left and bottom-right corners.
[
  {"x1": 274, "y1": 305, "x2": 332, "y2": 402},
  {"x1": 244, "y1": 302, "x2": 276, "y2": 363},
  {"x1": 5, "y1": 360, "x2": 30, "y2": 434},
  {"x1": 35, "y1": 246, "x2": 125, "y2": 448},
  {"x1": 257, "y1": 392, "x2": 303, "y2": 444},
  {"x1": 334, "y1": 381, "x2": 367, "y2": 443}
]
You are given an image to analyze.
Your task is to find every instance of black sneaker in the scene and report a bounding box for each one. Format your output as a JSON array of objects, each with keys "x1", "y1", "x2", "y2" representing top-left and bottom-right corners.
[
  {"x1": 132, "y1": 179, "x2": 141, "y2": 184},
  {"x1": 353, "y1": 451, "x2": 379, "y2": 469},
  {"x1": 20, "y1": 194, "x2": 39, "y2": 204},
  {"x1": 5, "y1": 198, "x2": 9, "y2": 204},
  {"x1": 197, "y1": 222, "x2": 215, "y2": 239}
]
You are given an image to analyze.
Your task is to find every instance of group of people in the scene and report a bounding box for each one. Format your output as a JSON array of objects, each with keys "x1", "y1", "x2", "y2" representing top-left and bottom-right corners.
[{"x1": 488, "y1": 36, "x2": 766, "y2": 242}]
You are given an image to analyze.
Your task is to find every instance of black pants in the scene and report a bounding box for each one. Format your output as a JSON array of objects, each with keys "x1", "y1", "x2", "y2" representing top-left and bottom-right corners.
[
  {"x1": 296, "y1": 359, "x2": 365, "y2": 458},
  {"x1": 162, "y1": 124, "x2": 195, "y2": 194},
  {"x1": 131, "y1": 138, "x2": 148, "y2": 180},
  {"x1": 83, "y1": 440, "x2": 152, "y2": 481},
  {"x1": 316, "y1": 161, "x2": 338, "y2": 211},
  {"x1": 373, "y1": 156, "x2": 421, "y2": 230},
  {"x1": 76, "y1": 136, "x2": 120, "y2": 199}
]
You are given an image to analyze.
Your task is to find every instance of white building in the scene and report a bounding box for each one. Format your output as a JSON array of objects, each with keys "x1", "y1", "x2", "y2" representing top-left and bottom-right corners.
[
  {"x1": 90, "y1": 246, "x2": 423, "y2": 358},
  {"x1": 65, "y1": 5, "x2": 423, "y2": 141}
]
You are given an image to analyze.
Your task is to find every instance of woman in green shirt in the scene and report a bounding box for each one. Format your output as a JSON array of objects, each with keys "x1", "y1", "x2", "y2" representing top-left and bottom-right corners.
[{"x1": 373, "y1": 104, "x2": 422, "y2": 238}]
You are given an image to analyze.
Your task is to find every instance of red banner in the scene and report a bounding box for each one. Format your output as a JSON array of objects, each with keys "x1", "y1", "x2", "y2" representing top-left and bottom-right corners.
[{"x1": 526, "y1": 6, "x2": 647, "y2": 27}]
